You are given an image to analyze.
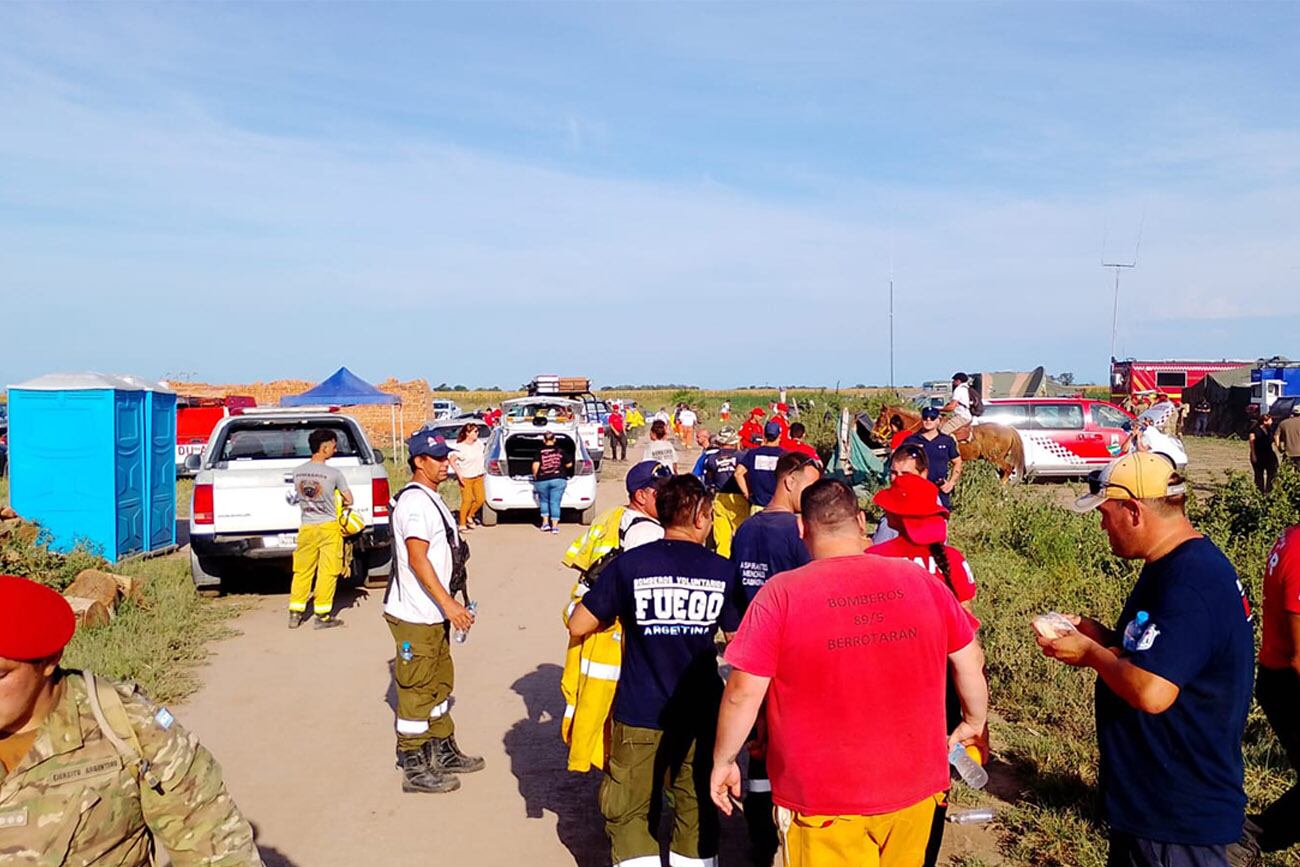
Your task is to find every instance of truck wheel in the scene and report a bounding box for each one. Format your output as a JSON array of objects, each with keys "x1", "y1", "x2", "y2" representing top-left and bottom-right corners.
[
  {"x1": 481, "y1": 505, "x2": 499, "y2": 527},
  {"x1": 190, "y1": 550, "x2": 224, "y2": 598},
  {"x1": 579, "y1": 505, "x2": 596, "y2": 526}
]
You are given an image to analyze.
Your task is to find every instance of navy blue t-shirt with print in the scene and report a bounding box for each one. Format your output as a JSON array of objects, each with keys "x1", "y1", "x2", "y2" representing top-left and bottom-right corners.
[
  {"x1": 580, "y1": 539, "x2": 742, "y2": 731},
  {"x1": 904, "y1": 432, "x2": 959, "y2": 507},
  {"x1": 739, "y1": 445, "x2": 785, "y2": 507},
  {"x1": 730, "y1": 510, "x2": 810, "y2": 614},
  {"x1": 1095, "y1": 537, "x2": 1254, "y2": 846}
]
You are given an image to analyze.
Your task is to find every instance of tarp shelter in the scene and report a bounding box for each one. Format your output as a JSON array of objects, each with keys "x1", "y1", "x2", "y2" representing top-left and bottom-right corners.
[
  {"x1": 280, "y1": 367, "x2": 404, "y2": 460},
  {"x1": 973, "y1": 367, "x2": 1077, "y2": 399},
  {"x1": 1181, "y1": 365, "x2": 1254, "y2": 437},
  {"x1": 826, "y1": 408, "x2": 887, "y2": 496}
]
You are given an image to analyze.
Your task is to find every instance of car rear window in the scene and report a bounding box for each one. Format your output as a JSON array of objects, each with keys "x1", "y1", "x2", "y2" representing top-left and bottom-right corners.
[
  {"x1": 1030, "y1": 404, "x2": 1084, "y2": 430},
  {"x1": 216, "y1": 421, "x2": 363, "y2": 461}
]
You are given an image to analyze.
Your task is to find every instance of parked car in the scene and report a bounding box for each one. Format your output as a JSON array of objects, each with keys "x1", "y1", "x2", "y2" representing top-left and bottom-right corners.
[
  {"x1": 186, "y1": 407, "x2": 392, "y2": 594},
  {"x1": 431, "y1": 399, "x2": 463, "y2": 421},
  {"x1": 413, "y1": 418, "x2": 492, "y2": 478},
  {"x1": 500, "y1": 396, "x2": 605, "y2": 473},
  {"x1": 976, "y1": 397, "x2": 1143, "y2": 479},
  {"x1": 480, "y1": 412, "x2": 598, "y2": 526}
]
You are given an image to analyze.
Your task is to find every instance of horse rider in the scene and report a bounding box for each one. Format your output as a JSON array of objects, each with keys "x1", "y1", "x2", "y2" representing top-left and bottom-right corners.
[{"x1": 939, "y1": 372, "x2": 975, "y2": 440}]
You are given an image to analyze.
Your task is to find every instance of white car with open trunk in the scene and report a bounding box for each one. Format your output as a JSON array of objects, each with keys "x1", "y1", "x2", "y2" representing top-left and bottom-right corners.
[
  {"x1": 185, "y1": 407, "x2": 392, "y2": 594},
  {"x1": 481, "y1": 401, "x2": 598, "y2": 525}
]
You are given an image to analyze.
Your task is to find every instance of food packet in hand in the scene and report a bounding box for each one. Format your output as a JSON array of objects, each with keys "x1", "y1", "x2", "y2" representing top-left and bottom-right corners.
[{"x1": 1032, "y1": 612, "x2": 1077, "y2": 640}]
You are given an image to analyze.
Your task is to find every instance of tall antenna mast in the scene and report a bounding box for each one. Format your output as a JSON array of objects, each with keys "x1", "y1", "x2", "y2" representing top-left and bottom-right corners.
[
  {"x1": 1102, "y1": 212, "x2": 1144, "y2": 362},
  {"x1": 888, "y1": 240, "x2": 895, "y2": 391}
]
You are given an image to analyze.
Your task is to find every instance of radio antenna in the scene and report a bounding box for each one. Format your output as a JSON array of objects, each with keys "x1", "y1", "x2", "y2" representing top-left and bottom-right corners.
[{"x1": 1102, "y1": 209, "x2": 1145, "y2": 362}]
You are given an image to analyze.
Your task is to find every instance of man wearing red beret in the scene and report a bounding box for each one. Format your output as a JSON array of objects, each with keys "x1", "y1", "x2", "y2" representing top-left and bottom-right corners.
[{"x1": 0, "y1": 575, "x2": 263, "y2": 866}]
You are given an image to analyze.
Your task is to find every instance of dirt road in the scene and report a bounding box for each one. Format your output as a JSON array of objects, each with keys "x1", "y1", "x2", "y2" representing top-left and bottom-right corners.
[{"x1": 178, "y1": 462, "x2": 1002, "y2": 866}]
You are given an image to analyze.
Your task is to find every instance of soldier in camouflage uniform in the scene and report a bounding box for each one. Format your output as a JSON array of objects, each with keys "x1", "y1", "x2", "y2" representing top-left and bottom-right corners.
[{"x1": 0, "y1": 574, "x2": 263, "y2": 866}]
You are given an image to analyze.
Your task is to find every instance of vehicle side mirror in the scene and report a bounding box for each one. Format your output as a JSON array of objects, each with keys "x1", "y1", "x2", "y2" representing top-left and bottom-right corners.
[
  {"x1": 184, "y1": 454, "x2": 202, "y2": 471},
  {"x1": 373, "y1": 449, "x2": 385, "y2": 464}
]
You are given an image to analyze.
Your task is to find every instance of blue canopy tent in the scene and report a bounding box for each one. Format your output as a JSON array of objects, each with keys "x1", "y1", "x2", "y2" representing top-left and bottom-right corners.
[{"x1": 280, "y1": 367, "x2": 404, "y2": 460}]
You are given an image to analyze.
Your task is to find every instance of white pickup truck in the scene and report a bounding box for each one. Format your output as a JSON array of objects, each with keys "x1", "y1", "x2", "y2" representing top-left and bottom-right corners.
[{"x1": 186, "y1": 408, "x2": 392, "y2": 594}]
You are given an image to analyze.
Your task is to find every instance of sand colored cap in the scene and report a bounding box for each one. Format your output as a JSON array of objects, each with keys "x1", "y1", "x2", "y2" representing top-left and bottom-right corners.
[
  {"x1": 1071, "y1": 452, "x2": 1187, "y2": 513},
  {"x1": 0, "y1": 575, "x2": 76, "y2": 661}
]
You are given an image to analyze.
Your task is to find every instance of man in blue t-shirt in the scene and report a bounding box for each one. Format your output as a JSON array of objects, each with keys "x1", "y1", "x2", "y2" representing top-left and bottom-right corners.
[
  {"x1": 1039, "y1": 453, "x2": 1255, "y2": 867},
  {"x1": 727, "y1": 450, "x2": 820, "y2": 864},
  {"x1": 569, "y1": 474, "x2": 741, "y2": 867},
  {"x1": 735, "y1": 421, "x2": 787, "y2": 510},
  {"x1": 904, "y1": 407, "x2": 962, "y2": 509}
]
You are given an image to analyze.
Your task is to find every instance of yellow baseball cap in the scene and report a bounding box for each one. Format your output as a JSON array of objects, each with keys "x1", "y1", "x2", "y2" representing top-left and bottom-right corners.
[{"x1": 1071, "y1": 452, "x2": 1187, "y2": 513}]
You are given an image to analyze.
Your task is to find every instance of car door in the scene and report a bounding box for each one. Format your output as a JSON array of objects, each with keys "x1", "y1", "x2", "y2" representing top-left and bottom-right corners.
[
  {"x1": 1028, "y1": 402, "x2": 1109, "y2": 469},
  {"x1": 1089, "y1": 403, "x2": 1133, "y2": 459}
]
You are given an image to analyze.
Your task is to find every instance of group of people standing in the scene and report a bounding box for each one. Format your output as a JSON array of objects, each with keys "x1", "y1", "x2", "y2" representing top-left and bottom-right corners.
[{"x1": 1249, "y1": 406, "x2": 1300, "y2": 493}]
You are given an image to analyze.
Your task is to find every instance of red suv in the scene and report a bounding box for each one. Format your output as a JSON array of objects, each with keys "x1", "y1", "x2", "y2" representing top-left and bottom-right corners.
[{"x1": 977, "y1": 397, "x2": 1135, "y2": 479}]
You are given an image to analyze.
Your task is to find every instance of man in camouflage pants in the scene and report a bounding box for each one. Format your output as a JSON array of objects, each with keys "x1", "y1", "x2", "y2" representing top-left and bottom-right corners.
[{"x1": 0, "y1": 574, "x2": 262, "y2": 866}]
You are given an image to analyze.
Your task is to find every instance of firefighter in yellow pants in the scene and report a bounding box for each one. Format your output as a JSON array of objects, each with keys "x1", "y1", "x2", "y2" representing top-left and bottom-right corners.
[
  {"x1": 712, "y1": 492, "x2": 749, "y2": 558},
  {"x1": 290, "y1": 520, "x2": 343, "y2": 621},
  {"x1": 775, "y1": 794, "x2": 943, "y2": 867}
]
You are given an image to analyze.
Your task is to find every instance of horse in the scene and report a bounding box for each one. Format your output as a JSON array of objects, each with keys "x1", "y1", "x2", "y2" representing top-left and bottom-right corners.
[{"x1": 871, "y1": 405, "x2": 1025, "y2": 483}]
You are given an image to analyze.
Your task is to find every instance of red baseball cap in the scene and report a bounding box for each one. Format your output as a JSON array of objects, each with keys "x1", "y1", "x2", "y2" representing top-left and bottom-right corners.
[
  {"x1": 872, "y1": 475, "x2": 949, "y2": 545},
  {"x1": 750, "y1": 407, "x2": 766, "y2": 417},
  {"x1": 776, "y1": 402, "x2": 789, "y2": 413},
  {"x1": 0, "y1": 575, "x2": 77, "y2": 661}
]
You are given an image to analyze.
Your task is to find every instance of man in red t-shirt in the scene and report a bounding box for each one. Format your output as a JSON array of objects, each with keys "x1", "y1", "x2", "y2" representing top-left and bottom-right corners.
[
  {"x1": 606, "y1": 407, "x2": 627, "y2": 462},
  {"x1": 784, "y1": 422, "x2": 819, "y2": 460},
  {"x1": 771, "y1": 402, "x2": 791, "y2": 444},
  {"x1": 1253, "y1": 523, "x2": 1300, "y2": 852},
  {"x1": 738, "y1": 407, "x2": 766, "y2": 450},
  {"x1": 711, "y1": 479, "x2": 988, "y2": 867}
]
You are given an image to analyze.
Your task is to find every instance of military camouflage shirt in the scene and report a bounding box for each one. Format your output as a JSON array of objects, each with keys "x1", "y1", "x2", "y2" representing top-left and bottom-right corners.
[{"x1": 0, "y1": 670, "x2": 262, "y2": 866}]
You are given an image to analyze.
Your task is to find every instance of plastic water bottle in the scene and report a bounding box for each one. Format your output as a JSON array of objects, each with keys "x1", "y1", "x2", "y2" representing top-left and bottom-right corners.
[
  {"x1": 948, "y1": 807, "x2": 996, "y2": 824},
  {"x1": 399, "y1": 641, "x2": 413, "y2": 662},
  {"x1": 949, "y1": 743, "x2": 988, "y2": 790},
  {"x1": 454, "y1": 602, "x2": 478, "y2": 644},
  {"x1": 1122, "y1": 611, "x2": 1151, "y2": 652}
]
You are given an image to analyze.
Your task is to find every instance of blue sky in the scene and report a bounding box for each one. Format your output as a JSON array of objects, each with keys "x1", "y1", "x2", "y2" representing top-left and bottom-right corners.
[{"x1": 2, "y1": 3, "x2": 1298, "y2": 389}]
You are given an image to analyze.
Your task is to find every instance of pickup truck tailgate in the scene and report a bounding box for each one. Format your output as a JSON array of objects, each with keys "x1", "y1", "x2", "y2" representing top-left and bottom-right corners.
[{"x1": 212, "y1": 458, "x2": 373, "y2": 534}]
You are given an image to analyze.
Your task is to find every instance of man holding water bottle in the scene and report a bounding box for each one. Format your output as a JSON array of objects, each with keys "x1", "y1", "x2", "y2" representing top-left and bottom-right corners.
[
  {"x1": 1040, "y1": 452, "x2": 1256, "y2": 867},
  {"x1": 384, "y1": 432, "x2": 484, "y2": 795}
]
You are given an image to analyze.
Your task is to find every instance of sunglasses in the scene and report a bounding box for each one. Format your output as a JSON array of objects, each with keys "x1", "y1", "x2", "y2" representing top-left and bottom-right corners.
[{"x1": 1085, "y1": 470, "x2": 1138, "y2": 500}]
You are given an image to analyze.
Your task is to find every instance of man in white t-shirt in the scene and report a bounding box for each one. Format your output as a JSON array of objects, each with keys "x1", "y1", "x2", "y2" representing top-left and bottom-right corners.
[
  {"x1": 641, "y1": 419, "x2": 679, "y2": 473},
  {"x1": 678, "y1": 406, "x2": 698, "y2": 450},
  {"x1": 941, "y1": 372, "x2": 974, "y2": 436},
  {"x1": 385, "y1": 433, "x2": 484, "y2": 794}
]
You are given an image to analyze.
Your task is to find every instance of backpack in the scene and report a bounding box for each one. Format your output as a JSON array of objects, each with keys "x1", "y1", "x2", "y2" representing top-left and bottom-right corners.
[
  {"x1": 968, "y1": 385, "x2": 985, "y2": 417},
  {"x1": 386, "y1": 485, "x2": 472, "y2": 606},
  {"x1": 579, "y1": 515, "x2": 655, "y2": 590}
]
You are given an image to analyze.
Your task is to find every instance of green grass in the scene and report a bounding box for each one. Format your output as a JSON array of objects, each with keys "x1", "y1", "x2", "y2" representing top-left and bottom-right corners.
[{"x1": 951, "y1": 461, "x2": 1300, "y2": 866}]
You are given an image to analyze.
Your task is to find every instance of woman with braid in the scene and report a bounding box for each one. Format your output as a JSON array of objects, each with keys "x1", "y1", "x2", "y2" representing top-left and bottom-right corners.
[{"x1": 868, "y1": 472, "x2": 983, "y2": 866}]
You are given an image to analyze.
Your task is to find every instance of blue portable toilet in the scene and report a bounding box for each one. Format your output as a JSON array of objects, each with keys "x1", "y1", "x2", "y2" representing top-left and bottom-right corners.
[{"x1": 7, "y1": 373, "x2": 177, "y2": 561}]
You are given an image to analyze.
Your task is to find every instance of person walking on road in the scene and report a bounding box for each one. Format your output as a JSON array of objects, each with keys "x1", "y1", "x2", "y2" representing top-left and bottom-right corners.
[
  {"x1": 1277, "y1": 407, "x2": 1300, "y2": 473},
  {"x1": 569, "y1": 475, "x2": 743, "y2": 867},
  {"x1": 607, "y1": 406, "x2": 628, "y2": 462},
  {"x1": 0, "y1": 575, "x2": 264, "y2": 865},
  {"x1": 289, "y1": 428, "x2": 352, "y2": 629},
  {"x1": 720, "y1": 401, "x2": 732, "y2": 423},
  {"x1": 386, "y1": 434, "x2": 484, "y2": 794},
  {"x1": 905, "y1": 408, "x2": 963, "y2": 510},
  {"x1": 702, "y1": 427, "x2": 747, "y2": 558},
  {"x1": 533, "y1": 430, "x2": 573, "y2": 534},
  {"x1": 1041, "y1": 452, "x2": 1256, "y2": 867},
  {"x1": 712, "y1": 479, "x2": 988, "y2": 867},
  {"x1": 726, "y1": 451, "x2": 821, "y2": 864},
  {"x1": 626, "y1": 405, "x2": 646, "y2": 443},
  {"x1": 678, "y1": 405, "x2": 698, "y2": 450},
  {"x1": 1249, "y1": 415, "x2": 1279, "y2": 494},
  {"x1": 734, "y1": 422, "x2": 786, "y2": 512},
  {"x1": 641, "y1": 420, "x2": 679, "y2": 473},
  {"x1": 1250, "y1": 522, "x2": 1300, "y2": 856},
  {"x1": 449, "y1": 422, "x2": 487, "y2": 531}
]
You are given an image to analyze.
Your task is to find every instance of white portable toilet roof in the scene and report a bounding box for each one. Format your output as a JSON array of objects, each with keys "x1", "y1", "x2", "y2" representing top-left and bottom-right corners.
[{"x1": 10, "y1": 372, "x2": 173, "y2": 392}]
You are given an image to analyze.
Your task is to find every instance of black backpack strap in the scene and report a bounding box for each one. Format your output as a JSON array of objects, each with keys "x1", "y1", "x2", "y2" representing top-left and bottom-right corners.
[
  {"x1": 384, "y1": 484, "x2": 456, "y2": 604},
  {"x1": 618, "y1": 515, "x2": 654, "y2": 545}
]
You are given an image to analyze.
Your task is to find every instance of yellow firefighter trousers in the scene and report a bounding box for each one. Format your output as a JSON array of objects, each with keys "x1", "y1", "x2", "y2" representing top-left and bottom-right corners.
[
  {"x1": 712, "y1": 492, "x2": 749, "y2": 559},
  {"x1": 290, "y1": 521, "x2": 343, "y2": 615}
]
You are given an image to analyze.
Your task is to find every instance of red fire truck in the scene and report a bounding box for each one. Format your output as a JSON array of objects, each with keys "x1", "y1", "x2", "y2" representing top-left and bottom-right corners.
[
  {"x1": 176, "y1": 395, "x2": 257, "y2": 475},
  {"x1": 1109, "y1": 358, "x2": 1250, "y2": 408}
]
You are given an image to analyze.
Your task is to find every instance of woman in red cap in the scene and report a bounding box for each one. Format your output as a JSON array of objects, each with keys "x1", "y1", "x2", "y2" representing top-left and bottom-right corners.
[{"x1": 867, "y1": 475, "x2": 983, "y2": 867}]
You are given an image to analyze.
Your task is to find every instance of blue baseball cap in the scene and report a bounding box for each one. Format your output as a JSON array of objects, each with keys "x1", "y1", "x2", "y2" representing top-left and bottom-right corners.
[
  {"x1": 920, "y1": 407, "x2": 941, "y2": 420},
  {"x1": 764, "y1": 421, "x2": 782, "y2": 439},
  {"x1": 407, "y1": 432, "x2": 452, "y2": 459},
  {"x1": 626, "y1": 460, "x2": 672, "y2": 494}
]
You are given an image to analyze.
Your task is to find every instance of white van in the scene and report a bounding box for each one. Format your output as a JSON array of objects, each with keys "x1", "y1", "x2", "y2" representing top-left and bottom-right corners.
[{"x1": 481, "y1": 408, "x2": 598, "y2": 526}]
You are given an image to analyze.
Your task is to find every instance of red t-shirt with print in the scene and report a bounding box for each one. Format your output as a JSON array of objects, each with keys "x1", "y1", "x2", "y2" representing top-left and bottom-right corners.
[
  {"x1": 1261, "y1": 526, "x2": 1300, "y2": 669},
  {"x1": 868, "y1": 538, "x2": 977, "y2": 604},
  {"x1": 725, "y1": 554, "x2": 977, "y2": 816}
]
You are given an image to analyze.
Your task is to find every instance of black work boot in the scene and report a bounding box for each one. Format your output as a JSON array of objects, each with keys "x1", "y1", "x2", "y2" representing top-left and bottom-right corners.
[
  {"x1": 427, "y1": 734, "x2": 486, "y2": 774},
  {"x1": 398, "y1": 749, "x2": 460, "y2": 794}
]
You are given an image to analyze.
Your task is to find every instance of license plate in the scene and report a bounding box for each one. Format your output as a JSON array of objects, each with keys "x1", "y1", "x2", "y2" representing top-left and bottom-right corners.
[{"x1": 270, "y1": 533, "x2": 297, "y2": 548}]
